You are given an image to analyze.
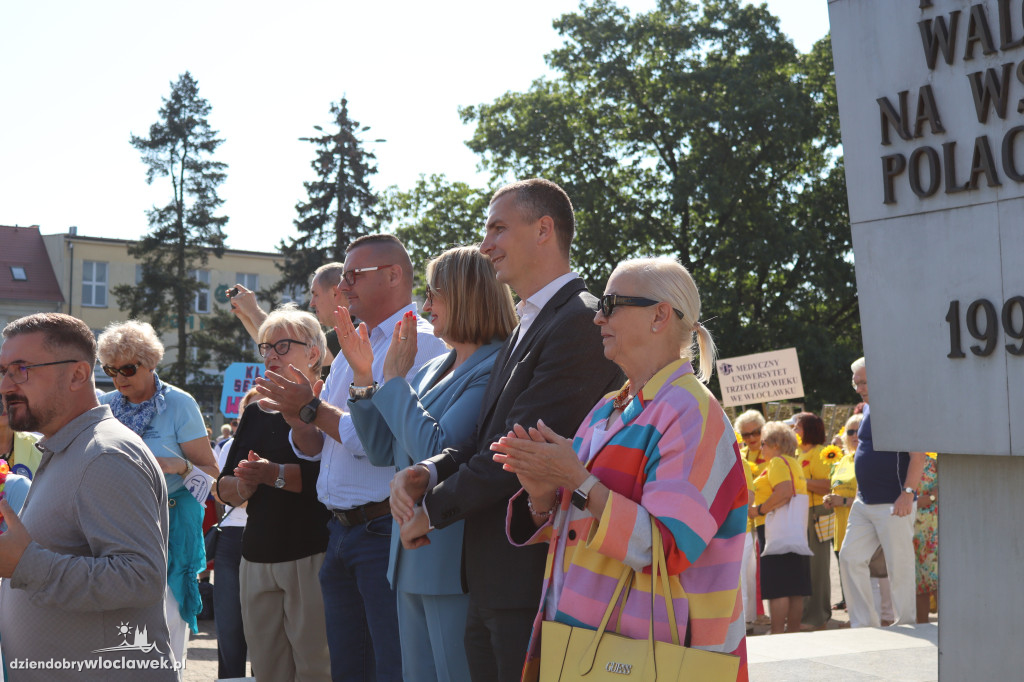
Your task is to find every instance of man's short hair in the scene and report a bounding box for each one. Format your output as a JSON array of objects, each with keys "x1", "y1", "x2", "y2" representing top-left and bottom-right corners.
[
  {"x1": 491, "y1": 178, "x2": 575, "y2": 257},
  {"x1": 851, "y1": 356, "x2": 865, "y2": 374},
  {"x1": 311, "y1": 262, "x2": 346, "y2": 290},
  {"x1": 346, "y1": 234, "x2": 414, "y2": 282},
  {"x1": 3, "y1": 313, "x2": 97, "y2": 364}
]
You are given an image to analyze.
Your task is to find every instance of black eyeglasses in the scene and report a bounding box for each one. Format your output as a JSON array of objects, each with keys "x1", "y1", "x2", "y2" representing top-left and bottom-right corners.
[
  {"x1": 741, "y1": 429, "x2": 761, "y2": 438},
  {"x1": 599, "y1": 294, "x2": 684, "y2": 320},
  {"x1": 846, "y1": 429, "x2": 859, "y2": 436},
  {"x1": 102, "y1": 363, "x2": 140, "y2": 378},
  {"x1": 258, "y1": 338, "x2": 308, "y2": 357},
  {"x1": 342, "y1": 264, "x2": 394, "y2": 286},
  {"x1": 0, "y1": 360, "x2": 79, "y2": 385}
]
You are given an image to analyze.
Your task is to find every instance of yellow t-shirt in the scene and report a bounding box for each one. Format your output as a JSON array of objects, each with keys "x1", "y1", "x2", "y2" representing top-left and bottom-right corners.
[
  {"x1": 800, "y1": 444, "x2": 832, "y2": 507},
  {"x1": 751, "y1": 455, "x2": 807, "y2": 527},
  {"x1": 741, "y1": 445, "x2": 767, "y2": 478},
  {"x1": 743, "y1": 458, "x2": 756, "y2": 532},
  {"x1": 829, "y1": 453, "x2": 858, "y2": 551}
]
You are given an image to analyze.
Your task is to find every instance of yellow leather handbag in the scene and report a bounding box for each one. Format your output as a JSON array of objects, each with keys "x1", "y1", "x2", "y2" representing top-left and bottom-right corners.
[{"x1": 539, "y1": 518, "x2": 739, "y2": 681}]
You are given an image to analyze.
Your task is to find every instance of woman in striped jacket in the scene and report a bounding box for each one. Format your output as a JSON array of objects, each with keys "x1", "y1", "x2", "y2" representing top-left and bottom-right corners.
[{"x1": 492, "y1": 256, "x2": 749, "y2": 682}]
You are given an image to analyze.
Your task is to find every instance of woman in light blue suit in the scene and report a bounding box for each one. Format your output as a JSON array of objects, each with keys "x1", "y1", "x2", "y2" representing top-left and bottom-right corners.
[{"x1": 338, "y1": 245, "x2": 518, "y2": 682}]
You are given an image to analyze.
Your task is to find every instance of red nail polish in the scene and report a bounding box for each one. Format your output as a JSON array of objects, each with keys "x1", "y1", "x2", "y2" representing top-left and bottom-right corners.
[{"x1": 404, "y1": 310, "x2": 415, "y2": 318}]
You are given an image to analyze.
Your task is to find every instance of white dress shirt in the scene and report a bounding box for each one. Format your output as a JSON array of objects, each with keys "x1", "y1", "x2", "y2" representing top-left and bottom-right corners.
[
  {"x1": 422, "y1": 272, "x2": 580, "y2": 496},
  {"x1": 293, "y1": 303, "x2": 448, "y2": 510},
  {"x1": 511, "y1": 272, "x2": 579, "y2": 352}
]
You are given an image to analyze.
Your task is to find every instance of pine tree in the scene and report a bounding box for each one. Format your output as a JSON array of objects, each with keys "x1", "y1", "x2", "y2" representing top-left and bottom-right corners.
[
  {"x1": 113, "y1": 71, "x2": 228, "y2": 388},
  {"x1": 276, "y1": 97, "x2": 380, "y2": 293}
]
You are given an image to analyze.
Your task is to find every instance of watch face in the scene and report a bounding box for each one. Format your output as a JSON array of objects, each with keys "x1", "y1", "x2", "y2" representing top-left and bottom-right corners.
[{"x1": 571, "y1": 489, "x2": 587, "y2": 510}]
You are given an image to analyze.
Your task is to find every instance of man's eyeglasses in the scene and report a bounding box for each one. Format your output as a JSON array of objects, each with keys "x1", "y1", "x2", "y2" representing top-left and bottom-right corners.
[
  {"x1": 599, "y1": 294, "x2": 684, "y2": 320},
  {"x1": 258, "y1": 339, "x2": 308, "y2": 358},
  {"x1": 741, "y1": 429, "x2": 761, "y2": 439},
  {"x1": 342, "y1": 264, "x2": 394, "y2": 286},
  {"x1": 102, "y1": 363, "x2": 140, "y2": 378},
  {"x1": 0, "y1": 360, "x2": 79, "y2": 385}
]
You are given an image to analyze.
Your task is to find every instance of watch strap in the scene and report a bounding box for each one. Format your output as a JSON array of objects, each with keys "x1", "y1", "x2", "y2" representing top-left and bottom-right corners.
[
  {"x1": 299, "y1": 397, "x2": 321, "y2": 424},
  {"x1": 571, "y1": 474, "x2": 600, "y2": 510},
  {"x1": 349, "y1": 382, "x2": 379, "y2": 400}
]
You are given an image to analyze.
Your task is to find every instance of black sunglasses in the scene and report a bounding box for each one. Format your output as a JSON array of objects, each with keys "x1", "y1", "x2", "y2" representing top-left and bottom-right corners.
[
  {"x1": 846, "y1": 429, "x2": 859, "y2": 436},
  {"x1": 102, "y1": 363, "x2": 140, "y2": 378},
  {"x1": 258, "y1": 338, "x2": 308, "y2": 357},
  {"x1": 599, "y1": 294, "x2": 684, "y2": 320}
]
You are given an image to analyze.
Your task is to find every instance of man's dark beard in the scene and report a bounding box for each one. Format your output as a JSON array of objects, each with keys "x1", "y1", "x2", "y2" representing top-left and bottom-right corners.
[{"x1": 4, "y1": 397, "x2": 40, "y2": 432}]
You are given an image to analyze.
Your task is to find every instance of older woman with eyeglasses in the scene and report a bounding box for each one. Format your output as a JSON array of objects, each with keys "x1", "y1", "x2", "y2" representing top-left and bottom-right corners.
[
  {"x1": 215, "y1": 306, "x2": 332, "y2": 681},
  {"x1": 97, "y1": 320, "x2": 219, "y2": 668},
  {"x1": 491, "y1": 256, "x2": 748, "y2": 681}
]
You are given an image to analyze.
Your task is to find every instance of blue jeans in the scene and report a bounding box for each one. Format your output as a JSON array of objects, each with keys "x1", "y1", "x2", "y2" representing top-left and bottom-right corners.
[
  {"x1": 320, "y1": 515, "x2": 401, "y2": 681},
  {"x1": 213, "y1": 526, "x2": 247, "y2": 679}
]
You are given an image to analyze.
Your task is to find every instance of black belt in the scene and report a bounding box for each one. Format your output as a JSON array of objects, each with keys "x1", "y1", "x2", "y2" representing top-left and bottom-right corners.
[{"x1": 332, "y1": 498, "x2": 391, "y2": 527}]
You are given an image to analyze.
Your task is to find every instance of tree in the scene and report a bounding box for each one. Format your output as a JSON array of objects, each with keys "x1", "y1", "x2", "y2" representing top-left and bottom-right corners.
[
  {"x1": 276, "y1": 98, "x2": 380, "y2": 293},
  {"x1": 382, "y1": 174, "x2": 490, "y2": 290},
  {"x1": 113, "y1": 71, "x2": 228, "y2": 388},
  {"x1": 460, "y1": 0, "x2": 856, "y2": 407}
]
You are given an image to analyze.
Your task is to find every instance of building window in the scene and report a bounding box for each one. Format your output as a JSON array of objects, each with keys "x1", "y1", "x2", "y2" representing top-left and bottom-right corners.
[
  {"x1": 10, "y1": 266, "x2": 27, "y2": 281},
  {"x1": 237, "y1": 273, "x2": 258, "y2": 292},
  {"x1": 82, "y1": 260, "x2": 108, "y2": 307},
  {"x1": 192, "y1": 269, "x2": 210, "y2": 313}
]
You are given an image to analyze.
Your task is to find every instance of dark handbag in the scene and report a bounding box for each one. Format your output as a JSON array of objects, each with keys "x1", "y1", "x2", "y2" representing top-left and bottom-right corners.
[{"x1": 203, "y1": 505, "x2": 237, "y2": 559}]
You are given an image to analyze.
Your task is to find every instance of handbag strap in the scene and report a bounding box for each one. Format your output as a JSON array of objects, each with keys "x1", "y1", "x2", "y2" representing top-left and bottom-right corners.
[
  {"x1": 779, "y1": 455, "x2": 798, "y2": 499},
  {"x1": 578, "y1": 516, "x2": 682, "y2": 681},
  {"x1": 210, "y1": 504, "x2": 237, "y2": 532}
]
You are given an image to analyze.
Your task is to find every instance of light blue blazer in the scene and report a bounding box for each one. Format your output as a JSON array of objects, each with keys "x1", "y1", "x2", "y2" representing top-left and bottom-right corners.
[{"x1": 349, "y1": 339, "x2": 504, "y2": 594}]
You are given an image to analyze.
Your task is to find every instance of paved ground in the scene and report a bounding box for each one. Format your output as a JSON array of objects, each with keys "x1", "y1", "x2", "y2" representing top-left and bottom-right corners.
[{"x1": 182, "y1": 544, "x2": 935, "y2": 680}]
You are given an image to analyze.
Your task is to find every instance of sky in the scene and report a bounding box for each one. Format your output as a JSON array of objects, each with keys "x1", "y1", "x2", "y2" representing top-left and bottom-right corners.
[{"x1": 1, "y1": 1, "x2": 830, "y2": 254}]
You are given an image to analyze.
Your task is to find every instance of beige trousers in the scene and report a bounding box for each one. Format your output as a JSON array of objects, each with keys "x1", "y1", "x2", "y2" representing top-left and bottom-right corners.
[{"x1": 240, "y1": 553, "x2": 331, "y2": 681}]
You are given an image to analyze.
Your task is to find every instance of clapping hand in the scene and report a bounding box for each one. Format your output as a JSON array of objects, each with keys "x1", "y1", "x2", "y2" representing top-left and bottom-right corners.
[
  {"x1": 491, "y1": 420, "x2": 581, "y2": 500},
  {"x1": 334, "y1": 307, "x2": 374, "y2": 386}
]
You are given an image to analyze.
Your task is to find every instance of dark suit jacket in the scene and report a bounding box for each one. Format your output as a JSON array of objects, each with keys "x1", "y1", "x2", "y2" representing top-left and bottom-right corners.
[{"x1": 424, "y1": 277, "x2": 625, "y2": 610}]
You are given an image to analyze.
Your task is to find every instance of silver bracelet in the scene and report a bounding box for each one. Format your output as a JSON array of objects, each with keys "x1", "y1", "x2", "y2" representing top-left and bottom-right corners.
[
  {"x1": 527, "y1": 491, "x2": 559, "y2": 517},
  {"x1": 235, "y1": 477, "x2": 251, "y2": 502}
]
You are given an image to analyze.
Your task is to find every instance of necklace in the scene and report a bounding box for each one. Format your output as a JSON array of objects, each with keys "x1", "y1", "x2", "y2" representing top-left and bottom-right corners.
[{"x1": 611, "y1": 370, "x2": 658, "y2": 411}]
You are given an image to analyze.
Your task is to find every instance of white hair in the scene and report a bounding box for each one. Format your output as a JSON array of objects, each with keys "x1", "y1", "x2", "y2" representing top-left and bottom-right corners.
[
  {"x1": 610, "y1": 256, "x2": 717, "y2": 383},
  {"x1": 851, "y1": 356, "x2": 865, "y2": 373}
]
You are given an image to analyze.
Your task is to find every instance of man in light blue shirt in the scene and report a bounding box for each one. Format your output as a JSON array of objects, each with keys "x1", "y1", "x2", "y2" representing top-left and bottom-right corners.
[{"x1": 257, "y1": 234, "x2": 446, "y2": 681}]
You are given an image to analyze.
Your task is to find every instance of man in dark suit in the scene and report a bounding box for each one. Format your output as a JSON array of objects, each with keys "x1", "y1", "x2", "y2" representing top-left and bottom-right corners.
[{"x1": 391, "y1": 178, "x2": 623, "y2": 681}]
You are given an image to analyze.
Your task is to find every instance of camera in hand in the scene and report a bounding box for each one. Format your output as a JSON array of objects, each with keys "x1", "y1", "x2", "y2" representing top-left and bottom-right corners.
[{"x1": 227, "y1": 287, "x2": 239, "y2": 298}]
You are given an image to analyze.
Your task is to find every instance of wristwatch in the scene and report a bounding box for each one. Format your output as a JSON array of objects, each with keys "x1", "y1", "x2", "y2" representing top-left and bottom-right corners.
[
  {"x1": 570, "y1": 475, "x2": 600, "y2": 511},
  {"x1": 274, "y1": 464, "x2": 286, "y2": 489},
  {"x1": 903, "y1": 486, "x2": 918, "y2": 501},
  {"x1": 299, "y1": 397, "x2": 321, "y2": 424},
  {"x1": 349, "y1": 382, "x2": 379, "y2": 401}
]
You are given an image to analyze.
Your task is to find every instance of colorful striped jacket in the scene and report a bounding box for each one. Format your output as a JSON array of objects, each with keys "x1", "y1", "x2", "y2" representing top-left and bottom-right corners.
[{"x1": 507, "y1": 359, "x2": 748, "y2": 681}]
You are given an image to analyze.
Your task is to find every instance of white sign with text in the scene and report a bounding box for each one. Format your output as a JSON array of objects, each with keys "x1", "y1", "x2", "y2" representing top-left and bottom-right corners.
[{"x1": 716, "y1": 348, "x2": 804, "y2": 408}]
